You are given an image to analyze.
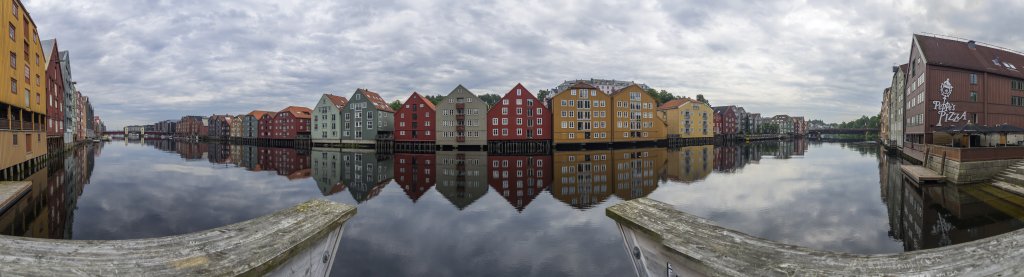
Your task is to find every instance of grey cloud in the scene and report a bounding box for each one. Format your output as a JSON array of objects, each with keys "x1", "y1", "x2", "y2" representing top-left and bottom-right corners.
[{"x1": 23, "y1": 0, "x2": 1024, "y2": 128}]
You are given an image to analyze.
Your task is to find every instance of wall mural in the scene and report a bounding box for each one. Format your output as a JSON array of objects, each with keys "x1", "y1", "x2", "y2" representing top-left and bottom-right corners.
[{"x1": 933, "y1": 78, "x2": 968, "y2": 126}]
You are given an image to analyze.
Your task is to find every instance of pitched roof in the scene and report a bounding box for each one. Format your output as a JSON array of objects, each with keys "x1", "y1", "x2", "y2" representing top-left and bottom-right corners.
[
  {"x1": 247, "y1": 110, "x2": 273, "y2": 119},
  {"x1": 610, "y1": 83, "x2": 645, "y2": 96},
  {"x1": 41, "y1": 39, "x2": 56, "y2": 64},
  {"x1": 324, "y1": 94, "x2": 349, "y2": 109},
  {"x1": 358, "y1": 89, "x2": 395, "y2": 113},
  {"x1": 278, "y1": 106, "x2": 313, "y2": 119},
  {"x1": 405, "y1": 91, "x2": 436, "y2": 111},
  {"x1": 915, "y1": 34, "x2": 1024, "y2": 79},
  {"x1": 552, "y1": 81, "x2": 603, "y2": 98}
]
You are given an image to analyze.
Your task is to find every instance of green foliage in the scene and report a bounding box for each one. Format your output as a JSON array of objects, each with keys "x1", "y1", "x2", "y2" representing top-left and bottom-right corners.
[
  {"x1": 760, "y1": 123, "x2": 780, "y2": 134},
  {"x1": 478, "y1": 94, "x2": 502, "y2": 106},
  {"x1": 389, "y1": 100, "x2": 402, "y2": 111},
  {"x1": 536, "y1": 89, "x2": 551, "y2": 101},
  {"x1": 643, "y1": 88, "x2": 681, "y2": 105},
  {"x1": 424, "y1": 95, "x2": 443, "y2": 105},
  {"x1": 696, "y1": 94, "x2": 710, "y2": 106},
  {"x1": 835, "y1": 114, "x2": 881, "y2": 129}
]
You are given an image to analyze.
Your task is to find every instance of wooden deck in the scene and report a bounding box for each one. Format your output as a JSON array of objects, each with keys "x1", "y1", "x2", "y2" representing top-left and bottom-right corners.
[
  {"x1": 900, "y1": 165, "x2": 946, "y2": 183},
  {"x1": 0, "y1": 181, "x2": 30, "y2": 214}
]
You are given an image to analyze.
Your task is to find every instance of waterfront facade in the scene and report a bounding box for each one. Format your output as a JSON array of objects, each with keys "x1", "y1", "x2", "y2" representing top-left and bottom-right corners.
[
  {"x1": 207, "y1": 115, "x2": 233, "y2": 140},
  {"x1": 610, "y1": 84, "x2": 666, "y2": 143},
  {"x1": 58, "y1": 51, "x2": 75, "y2": 144},
  {"x1": 268, "y1": 106, "x2": 311, "y2": 140},
  {"x1": 886, "y1": 64, "x2": 908, "y2": 148},
  {"x1": 42, "y1": 39, "x2": 64, "y2": 147},
  {"x1": 0, "y1": 0, "x2": 47, "y2": 171},
  {"x1": 770, "y1": 115, "x2": 794, "y2": 134},
  {"x1": 551, "y1": 82, "x2": 612, "y2": 145},
  {"x1": 793, "y1": 116, "x2": 807, "y2": 136},
  {"x1": 229, "y1": 116, "x2": 242, "y2": 139},
  {"x1": 658, "y1": 98, "x2": 713, "y2": 140},
  {"x1": 436, "y1": 85, "x2": 487, "y2": 148},
  {"x1": 312, "y1": 94, "x2": 348, "y2": 145},
  {"x1": 394, "y1": 92, "x2": 436, "y2": 143},
  {"x1": 257, "y1": 112, "x2": 276, "y2": 139},
  {"x1": 340, "y1": 89, "x2": 395, "y2": 144},
  {"x1": 713, "y1": 106, "x2": 737, "y2": 137},
  {"x1": 900, "y1": 34, "x2": 1024, "y2": 144},
  {"x1": 243, "y1": 110, "x2": 271, "y2": 140},
  {"x1": 486, "y1": 84, "x2": 551, "y2": 144},
  {"x1": 176, "y1": 116, "x2": 208, "y2": 139}
]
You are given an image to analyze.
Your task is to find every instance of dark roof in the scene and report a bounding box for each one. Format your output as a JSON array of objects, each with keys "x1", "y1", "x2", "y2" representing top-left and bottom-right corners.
[{"x1": 915, "y1": 34, "x2": 1024, "y2": 79}]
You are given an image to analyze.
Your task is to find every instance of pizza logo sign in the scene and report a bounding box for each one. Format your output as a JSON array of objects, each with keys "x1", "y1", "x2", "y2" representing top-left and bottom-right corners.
[{"x1": 933, "y1": 78, "x2": 967, "y2": 126}]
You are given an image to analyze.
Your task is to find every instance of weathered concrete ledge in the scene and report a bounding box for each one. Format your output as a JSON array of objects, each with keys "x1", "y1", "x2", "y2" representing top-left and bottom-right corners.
[
  {"x1": 0, "y1": 199, "x2": 356, "y2": 276},
  {"x1": 607, "y1": 198, "x2": 1024, "y2": 276}
]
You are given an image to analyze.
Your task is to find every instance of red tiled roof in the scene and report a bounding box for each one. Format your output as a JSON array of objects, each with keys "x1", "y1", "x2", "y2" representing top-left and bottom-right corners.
[
  {"x1": 325, "y1": 94, "x2": 349, "y2": 109},
  {"x1": 278, "y1": 106, "x2": 313, "y2": 119},
  {"x1": 915, "y1": 34, "x2": 1024, "y2": 79},
  {"x1": 658, "y1": 98, "x2": 694, "y2": 110},
  {"x1": 248, "y1": 110, "x2": 273, "y2": 119},
  {"x1": 359, "y1": 89, "x2": 396, "y2": 113},
  {"x1": 406, "y1": 91, "x2": 436, "y2": 111}
]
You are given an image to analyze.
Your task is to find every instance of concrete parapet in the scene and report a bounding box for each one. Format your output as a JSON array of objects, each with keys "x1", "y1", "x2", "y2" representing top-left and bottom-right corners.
[
  {"x1": 0, "y1": 199, "x2": 356, "y2": 276},
  {"x1": 607, "y1": 198, "x2": 1024, "y2": 276}
]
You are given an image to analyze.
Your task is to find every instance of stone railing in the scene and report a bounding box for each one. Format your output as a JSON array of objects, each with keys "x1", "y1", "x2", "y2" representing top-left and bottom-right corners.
[
  {"x1": 607, "y1": 198, "x2": 1024, "y2": 276},
  {"x1": 0, "y1": 199, "x2": 356, "y2": 276}
]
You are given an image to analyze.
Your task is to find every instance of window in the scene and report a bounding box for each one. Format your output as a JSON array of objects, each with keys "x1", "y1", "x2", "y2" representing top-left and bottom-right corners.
[
  {"x1": 492, "y1": 129, "x2": 498, "y2": 136},
  {"x1": 970, "y1": 73, "x2": 978, "y2": 84},
  {"x1": 8, "y1": 51, "x2": 12, "y2": 68},
  {"x1": 7, "y1": 23, "x2": 12, "y2": 40},
  {"x1": 970, "y1": 91, "x2": 977, "y2": 102},
  {"x1": 10, "y1": 78, "x2": 14, "y2": 94},
  {"x1": 492, "y1": 118, "x2": 498, "y2": 126},
  {"x1": 1013, "y1": 80, "x2": 1024, "y2": 91}
]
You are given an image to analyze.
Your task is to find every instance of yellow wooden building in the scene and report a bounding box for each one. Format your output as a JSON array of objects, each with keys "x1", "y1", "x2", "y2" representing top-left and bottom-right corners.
[
  {"x1": 657, "y1": 98, "x2": 713, "y2": 140},
  {"x1": 550, "y1": 82, "x2": 612, "y2": 145},
  {"x1": 0, "y1": 1, "x2": 47, "y2": 172},
  {"x1": 610, "y1": 84, "x2": 666, "y2": 143}
]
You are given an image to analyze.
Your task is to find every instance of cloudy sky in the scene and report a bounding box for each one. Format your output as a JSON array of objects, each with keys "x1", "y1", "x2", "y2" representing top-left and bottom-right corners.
[{"x1": 25, "y1": 0, "x2": 1024, "y2": 129}]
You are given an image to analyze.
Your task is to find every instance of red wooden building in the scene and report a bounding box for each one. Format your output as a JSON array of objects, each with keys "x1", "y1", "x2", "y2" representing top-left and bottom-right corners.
[
  {"x1": 257, "y1": 112, "x2": 276, "y2": 140},
  {"x1": 394, "y1": 153, "x2": 436, "y2": 202},
  {"x1": 42, "y1": 39, "x2": 65, "y2": 148},
  {"x1": 487, "y1": 155, "x2": 551, "y2": 212},
  {"x1": 486, "y1": 84, "x2": 552, "y2": 154},
  {"x1": 713, "y1": 106, "x2": 737, "y2": 136},
  {"x1": 394, "y1": 92, "x2": 436, "y2": 150},
  {"x1": 268, "y1": 106, "x2": 312, "y2": 140}
]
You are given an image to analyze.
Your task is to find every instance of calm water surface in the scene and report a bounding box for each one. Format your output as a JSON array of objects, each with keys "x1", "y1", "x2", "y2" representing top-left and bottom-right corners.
[{"x1": 3, "y1": 139, "x2": 1023, "y2": 276}]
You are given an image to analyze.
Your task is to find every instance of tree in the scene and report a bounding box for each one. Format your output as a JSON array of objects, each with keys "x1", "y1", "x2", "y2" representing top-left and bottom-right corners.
[
  {"x1": 424, "y1": 95, "x2": 443, "y2": 105},
  {"x1": 389, "y1": 100, "x2": 402, "y2": 111},
  {"x1": 696, "y1": 94, "x2": 710, "y2": 106},
  {"x1": 478, "y1": 94, "x2": 502, "y2": 106},
  {"x1": 536, "y1": 89, "x2": 551, "y2": 101}
]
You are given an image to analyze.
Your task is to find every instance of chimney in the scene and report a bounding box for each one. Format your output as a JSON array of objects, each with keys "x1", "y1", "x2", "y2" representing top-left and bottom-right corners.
[
  {"x1": 967, "y1": 40, "x2": 976, "y2": 50},
  {"x1": 892, "y1": 65, "x2": 898, "y2": 73}
]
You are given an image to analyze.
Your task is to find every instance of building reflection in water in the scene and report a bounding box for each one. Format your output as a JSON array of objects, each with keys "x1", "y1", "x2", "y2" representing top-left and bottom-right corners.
[
  {"x1": 666, "y1": 145, "x2": 714, "y2": 184},
  {"x1": 436, "y1": 151, "x2": 488, "y2": 210},
  {"x1": 487, "y1": 155, "x2": 551, "y2": 212},
  {"x1": 0, "y1": 143, "x2": 99, "y2": 239},
  {"x1": 341, "y1": 149, "x2": 393, "y2": 203},
  {"x1": 612, "y1": 148, "x2": 667, "y2": 201},
  {"x1": 551, "y1": 150, "x2": 613, "y2": 209},
  {"x1": 312, "y1": 148, "x2": 345, "y2": 196},
  {"x1": 394, "y1": 153, "x2": 436, "y2": 202},
  {"x1": 879, "y1": 147, "x2": 1024, "y2": 251}
]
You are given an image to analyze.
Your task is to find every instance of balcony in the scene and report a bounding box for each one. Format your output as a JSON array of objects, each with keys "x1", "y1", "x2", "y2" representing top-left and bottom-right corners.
[
  {"x1": 456, "y1": 136, "x2": 465, "y2": 142},
  {"x1": 456, "y1": 126, "x2": 465, "y2": 132},
  {"x1": 0, "y1": 118, "x2": 7, "y2": 130},
  {"x1": 456, "y1": 103, "x2": 465, "y2": 109}
]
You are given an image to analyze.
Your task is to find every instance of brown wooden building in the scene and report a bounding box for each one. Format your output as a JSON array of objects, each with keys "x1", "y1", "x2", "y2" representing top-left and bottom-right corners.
[{"x1": 904, "y1": 34, "x2": 1024, "y2": 144}]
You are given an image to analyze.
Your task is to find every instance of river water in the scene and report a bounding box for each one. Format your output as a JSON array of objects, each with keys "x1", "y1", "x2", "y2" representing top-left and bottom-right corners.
[{"x1": 2, "y1": 139, "x2": 1022, "y2": 276}]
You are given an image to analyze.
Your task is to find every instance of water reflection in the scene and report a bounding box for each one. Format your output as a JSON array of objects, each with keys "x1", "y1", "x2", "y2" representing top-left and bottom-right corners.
[
  {"x1": 7, "y1": 139, "x2": 1024, "y2": 276},
  {"x1": 0, "y1": 143, "x2": 99, "y2": 238},
  {"x1": 879, "y1": 150, "x2": 1024, "y2": 251}
]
